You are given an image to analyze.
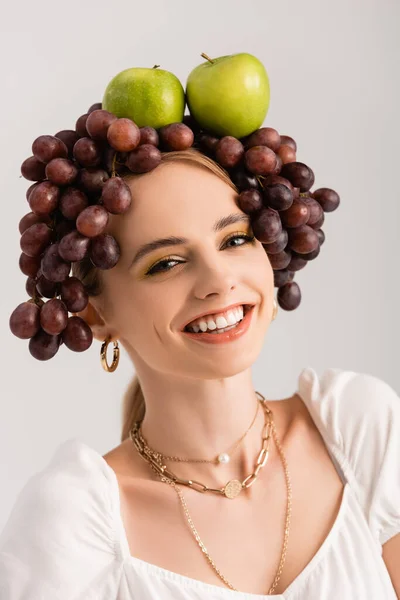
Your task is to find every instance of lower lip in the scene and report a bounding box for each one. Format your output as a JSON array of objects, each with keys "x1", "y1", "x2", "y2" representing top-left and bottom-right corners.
[{"x1": 182, "y1": 306, "x2": 255, "y2": 345}]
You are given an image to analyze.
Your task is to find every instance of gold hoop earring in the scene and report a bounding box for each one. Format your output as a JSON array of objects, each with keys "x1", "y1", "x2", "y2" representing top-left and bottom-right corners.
[
  {"x1": 272, "y1": 298, "x2": 278, "y2": 321},
  {"x1": 100, "y1": 336, "x2": 120, "y2": 372}
]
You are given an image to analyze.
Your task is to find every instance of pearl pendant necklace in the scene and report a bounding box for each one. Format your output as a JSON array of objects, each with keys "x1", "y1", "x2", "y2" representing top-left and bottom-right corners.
[{"x1": 217, "y1": 452, "x2": 231, "y2": 464}]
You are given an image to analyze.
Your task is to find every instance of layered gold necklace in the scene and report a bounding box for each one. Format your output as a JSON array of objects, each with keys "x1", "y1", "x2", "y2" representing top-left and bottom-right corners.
[{"x1": 129, "y1": 391, "x2": 292, "y2": 594}]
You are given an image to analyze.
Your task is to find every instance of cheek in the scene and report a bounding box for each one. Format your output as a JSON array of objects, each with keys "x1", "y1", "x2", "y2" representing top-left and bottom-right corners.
[{"x1": 253, "y1": 244, "x2": 275, "y2": 289}]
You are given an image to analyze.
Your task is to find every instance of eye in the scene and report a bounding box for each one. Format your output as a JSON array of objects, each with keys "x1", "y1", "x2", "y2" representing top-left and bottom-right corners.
[{"x1": 145, "y1": 232, "x2": 256, "y2": 276}]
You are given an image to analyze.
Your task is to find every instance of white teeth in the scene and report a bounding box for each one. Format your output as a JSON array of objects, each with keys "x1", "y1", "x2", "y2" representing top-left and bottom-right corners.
[
  {"x1": 216, "y1": 316, "x2": 228, "y2": 328},
  {"x1": 226, "y1": 311, "x2": 238, "y2": 325},
  {"x1": 186, "y1": 305, "x2": 245, "y2": 333},
  {"x1": 206, "y1": 318, "x2": 217, "y2": 330},
  {"x1": 199, "y1": 320, "x2": 209, "y2": 332}
]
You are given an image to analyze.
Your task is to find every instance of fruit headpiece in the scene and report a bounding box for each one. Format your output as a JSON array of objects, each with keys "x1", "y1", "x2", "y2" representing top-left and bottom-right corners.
[{"x1": 10, "y1": 53, "x2": 340, "y2": 361}]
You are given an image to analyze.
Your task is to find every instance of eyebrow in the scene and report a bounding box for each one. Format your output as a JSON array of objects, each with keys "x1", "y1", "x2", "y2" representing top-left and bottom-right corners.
[{"x1": 130, "y1": 213, "x2": 252, "y2": 267}]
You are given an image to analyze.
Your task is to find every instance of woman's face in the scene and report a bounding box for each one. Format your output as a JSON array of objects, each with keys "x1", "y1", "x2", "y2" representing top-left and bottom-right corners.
[{"x1": 89, "y1": 160, "x2": 275, "y2": 379}]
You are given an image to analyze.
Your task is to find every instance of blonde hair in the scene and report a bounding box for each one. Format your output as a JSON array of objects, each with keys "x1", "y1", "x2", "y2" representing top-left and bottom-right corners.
[{"x1": 72, "y1": 147, "x2": 238, "y2": 442}]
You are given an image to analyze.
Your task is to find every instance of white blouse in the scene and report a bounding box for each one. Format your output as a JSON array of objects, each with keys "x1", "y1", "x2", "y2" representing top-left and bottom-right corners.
[{"x1": 0, "y1": 366, "x2": 399, "y2": 599}]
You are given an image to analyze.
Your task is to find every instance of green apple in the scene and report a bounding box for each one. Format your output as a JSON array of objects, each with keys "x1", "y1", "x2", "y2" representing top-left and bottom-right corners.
[
  {"x1": 186, "y1": 53, "x2": 270, "y2": 139},
  {"x1": 102, "y1": 66, "x2": 185, "y2": 129}
]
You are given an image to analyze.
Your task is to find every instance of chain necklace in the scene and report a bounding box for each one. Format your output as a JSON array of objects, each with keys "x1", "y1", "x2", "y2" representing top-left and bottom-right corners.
[
  {"x1": 158, "y1": 395, "x2": 260, "y2": 465},
  {"x1": 131, "y1": 392, "x2": 272, "y2": 499},
  {"x1": 128, "y1": 391, "x2": 292, "y2": 594}
]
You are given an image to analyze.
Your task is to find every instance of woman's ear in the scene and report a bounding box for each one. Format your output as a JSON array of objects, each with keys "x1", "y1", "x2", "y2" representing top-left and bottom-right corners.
[{"x1": 73, "y1": 300, "x2": 114, "y2": 343}]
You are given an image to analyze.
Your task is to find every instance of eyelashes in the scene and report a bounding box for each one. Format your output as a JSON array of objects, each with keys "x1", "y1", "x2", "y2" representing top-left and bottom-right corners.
[{"x1": 144, "y1": 232, "x2": 256, "y2": 277}]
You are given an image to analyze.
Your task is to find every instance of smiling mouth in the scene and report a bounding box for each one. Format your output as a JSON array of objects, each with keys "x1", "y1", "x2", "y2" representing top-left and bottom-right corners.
[{"x1": 183, "y1": 304, "x2": 254, "y2": 333}]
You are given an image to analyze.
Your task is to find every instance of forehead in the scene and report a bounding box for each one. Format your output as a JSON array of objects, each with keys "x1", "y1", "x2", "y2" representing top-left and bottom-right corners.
[{"x1": 109, "y1": 161, "x2": 239, "y2": 241}]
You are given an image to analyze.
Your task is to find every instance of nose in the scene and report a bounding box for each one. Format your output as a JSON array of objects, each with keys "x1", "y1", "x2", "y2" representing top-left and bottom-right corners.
[{"x1": 193, "y1": 255, "x2": 239, "y2": 300}]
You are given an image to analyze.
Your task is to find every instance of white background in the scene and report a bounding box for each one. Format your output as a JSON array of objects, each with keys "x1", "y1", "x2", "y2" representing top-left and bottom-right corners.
[{"x1": 0, "y1": 0, "x2": 399, "y2": 528}]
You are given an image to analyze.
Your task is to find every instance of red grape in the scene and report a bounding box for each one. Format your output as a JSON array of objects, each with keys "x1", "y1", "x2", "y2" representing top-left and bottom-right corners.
[
  {"x1": 21, "y1": 156, "x2": 47, "y2": 181},
  {"x1": 297, "y1": 246, "x2": 320, "y2": 261},
  {"x1": 88, "y1": 102, "x2": 102, "y2": 114},
  {"x1": 280, "y1": 162, "x2": 315, "y2": 192},
  {"x1": 25, "y1": 277, "x2": 39, "y2": 298},
  {"x1": 45, "y1": 158, "x2": 78, "y2": 186},
  {"x1": 19, "y1": 252, "x2": 41, "y2": 278},
  {"x1": 76, "y1": 167, "x2": 109, "y2": 195},
  {"x1": 230, "y1": 167, "x2": 259, "y2": 192},
  {"x1": 312, "y1": 188, "x2": 340, "y2": 212},
  {"x1": 28, "y1": 181, "x2": 60, "y2": 216},
  {"x1": 272, "y1": 154, "x2": 283, "y2": 175},
  {"x1": 76, "y1": 205, "x2": 109, "y2": 238},
  {"x1": 32, "y1": 135, "x2": 68, "y2": 163},
  {"x1": 280, "y1": 135, "x2": 297, "y2": 151},
  {"x1": 62, "y1": 316, "x2": 93, "y2": 352},
  {"x1": 287, "y1": 224, "x2": 319, "y2": 254},
  {"x1": 263, "y1": 184, "x2": 293, "y2": 211},
  {"x1": 9, "y1": 301, "x2": 41, "y2": 339},
  {"x1": 238, "y1": 189, "x2": 263, "y2": 214},
  {"x1": 245, "y1": 127, "x2": 281, "y2": 152},
  {"x1": 302, "y1": 197, "x2": 324, "y2": 227},
  {"x1": 60, "y1": 187, "x2": 89, "y2": 220},
  {"x1": 20, "y1": 222, "x2": 53, "y2": 257},
  {"x1": 215, "y1": 136, "x2": 244, "y2": 168},
  {"x1": 159, "y1": 123, "x2": 194, "y2": 151},
  {"x1": 197, "y1": 133, "x2": 219, "y2": 155},
  {"x1": 267, "y1": 248, "x2": 292, "y2": 270},
  {"x1": 36, "y1": 271, "x2": 60, "y2": 298},
  {"x1": 86, "y1": 109, "x2": 117, "y2": 140},
  {"x1": 287, "y1": 254, "x2": 308, "y2": 272},
  {"x1": 309, "y1": 211, "x2": 325, "y2": 229},
  {"x1": 61, "y1": 277, "x2": 88, "y2": 312},
  {"x1": 251, "y1": 208, "x2": 282, "y2": 243},
  {"x1": 263, "y1": 175, "x2": 294, "y2": 194},
  {"x1": 73, "y1": 137, "x2": 102, "y2": 167},
  {"x1": 126, "y1": 144, "x2": 162, "y2": 173},
  {"x1": 41, "y1": 243, "x2": 71, "y2": 282},
  {"x1": 40, "y1": 298, "x2": 68, "y2": 335},
  {"x1": 139, "y1": 126, "x2": 159, "y2": 147},
  {"x1": 101, "y1": 177, "x2": 132, "y2": 214},
  {"x1": 262, "y1": 230, "x2": 288, "y2": 254},
  {"x1": 26, "y1": 182, "x2": 40, "y2": 202},
  {"x1": 75, "y1": 114, "x2": 89, "y2": 137},
  {"x1": 277, "y1": 281, "x2": 301, "y2": 310},
  {"x1": 280, "y1": 199, "x2": 310, "y2": 228},
  {"x1": 277, "y1": 145, "x2": 296, "y2": 164},
  {"x1": 273, "y1": 268, "x2": 294, "y2": 288},
  {"x1": 244, "y1": 146, "x2": 277, "y2": 175},
  {"x1": 107, "y1": 118, "x2": 140, "y2": 152},
  {"x1": 54, "y1": 130, "x2": 80, "y2": 157},
  {"x1": 58, "y1": 230, "x2": 90, "y2": 262},
  {"x1": 29, "y1": 329, "x2": 61, "y2": 360},
  {"x1": 317, "y1": 229, "x2": 325, "y2": 245},
  {"x1": 90, "y1": 233, "x2": 120, "y2": 269},
  {"x1": 19, "y1": 212, "x2": 50, "y2": 235}
]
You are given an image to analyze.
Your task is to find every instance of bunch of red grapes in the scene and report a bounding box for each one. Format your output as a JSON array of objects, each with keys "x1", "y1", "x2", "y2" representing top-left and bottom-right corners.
[{"x1": 10, "y1": 102, "x2": 340, "y2": 361}]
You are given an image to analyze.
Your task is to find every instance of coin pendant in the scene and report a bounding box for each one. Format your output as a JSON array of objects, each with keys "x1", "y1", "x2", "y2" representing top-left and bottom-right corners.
[{"x1": 224, "y1": 479, "x2": 243, "y2": 499}]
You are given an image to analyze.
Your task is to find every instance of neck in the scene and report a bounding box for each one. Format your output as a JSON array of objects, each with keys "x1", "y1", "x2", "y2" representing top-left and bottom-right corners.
[{"x1": 130, "y1": 366, "x2": 287, "y2": 489}]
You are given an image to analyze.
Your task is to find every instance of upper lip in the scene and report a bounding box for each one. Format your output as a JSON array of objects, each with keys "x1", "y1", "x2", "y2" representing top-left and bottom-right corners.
[{"x1": 180, "y1": 302, "x2": 255, "y2": 331}]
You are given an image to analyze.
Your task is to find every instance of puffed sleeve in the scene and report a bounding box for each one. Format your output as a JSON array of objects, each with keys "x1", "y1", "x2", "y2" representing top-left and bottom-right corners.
[
  {"x1": 0, "y1": 438, "x2": 123, "y2": 599},
  {"x1": 300, "y1": 367, "x2": 400, "y2": 546}
]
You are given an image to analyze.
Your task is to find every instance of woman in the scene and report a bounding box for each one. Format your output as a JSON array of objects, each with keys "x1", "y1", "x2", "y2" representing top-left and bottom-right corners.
[{"x1": 1, "y1": 140, "x2": 400, "y2": 597}]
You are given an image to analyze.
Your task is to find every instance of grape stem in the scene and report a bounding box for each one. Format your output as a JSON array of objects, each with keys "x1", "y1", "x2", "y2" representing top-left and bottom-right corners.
[
  {"x1": 111, "y1": 152, "x2": 118, "y2": 177},
  {"x1": 152, "y1": 64, "x2": 160, "y2": 69},
  {"x1": 256, "y1": 176, "x2": 265, "y2": 190},
  {"x1": 201, "y1": 53, "x2": 214, "y2": 64}
]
